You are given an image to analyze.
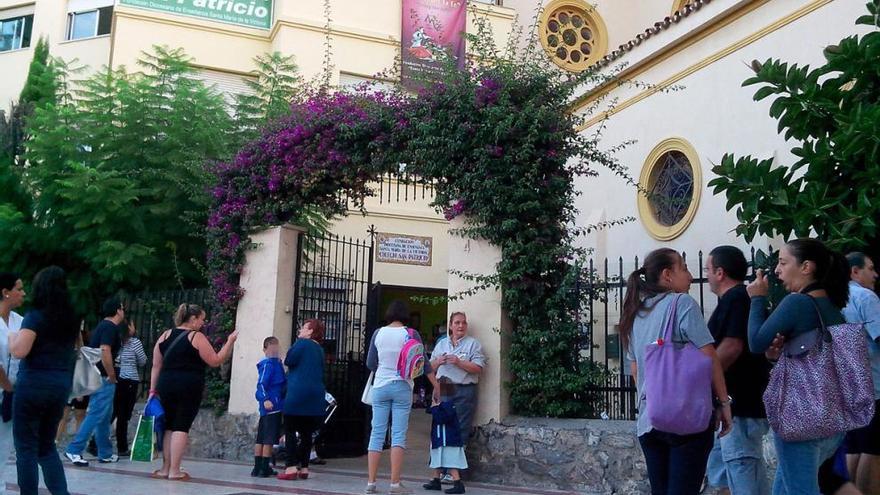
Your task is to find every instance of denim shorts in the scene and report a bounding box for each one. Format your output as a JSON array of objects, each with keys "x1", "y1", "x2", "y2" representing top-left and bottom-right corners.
[{"x1": 368, "y1": 380, "x2": 413, "y2": 451}]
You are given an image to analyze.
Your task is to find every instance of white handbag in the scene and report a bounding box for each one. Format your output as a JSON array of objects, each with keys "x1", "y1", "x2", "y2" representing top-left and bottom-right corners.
[
  {"x1": 361, "y1": 372, "x2": 375, "y2": 405},
  {"x1": 70, "y1": 346, "x2": 103, "y2": 399}
]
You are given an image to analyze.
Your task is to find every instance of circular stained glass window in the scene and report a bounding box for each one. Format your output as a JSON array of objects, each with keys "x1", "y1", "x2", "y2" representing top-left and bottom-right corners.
[
  {"x1": 539, "y1": 1, "x2": 607, "y2": 72},
  {"x1": 637, "y1": 138, "x2": 703, "y2": 241},
  {"x1": 647, "y1": 151, "x2": 694, "y2": 226}
]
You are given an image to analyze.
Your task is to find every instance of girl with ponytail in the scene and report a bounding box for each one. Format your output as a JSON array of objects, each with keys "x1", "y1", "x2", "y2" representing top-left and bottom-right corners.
[
  {"x1": 747, "y1": 238, "x2": 851, "y2": 494},
  {"x1": 620, "y1": 248, "x2": 732, "y2": 494}
]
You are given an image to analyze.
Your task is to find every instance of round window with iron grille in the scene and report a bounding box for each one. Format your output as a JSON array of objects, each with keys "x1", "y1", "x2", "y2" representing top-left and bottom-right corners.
[
  {"x1": 637, "y1": 138, "x2": 703, "y2": 241},
  {"x1": 539, "y1": 0, "x2": 608, "y2": 72}
]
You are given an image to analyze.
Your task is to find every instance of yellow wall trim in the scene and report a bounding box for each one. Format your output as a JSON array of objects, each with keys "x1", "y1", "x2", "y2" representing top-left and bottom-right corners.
[
  {"x1": 270, "y1": 18, "x2": 397, "y2": 47},
  {"x1": 345, "y1": 210, "x2": 448, "y2": 224},
  {"x1": 573, "y1": 0, "x2": 773, "y2": 113},
  {"x1": 115, "y1": 8, "x2": 270, "y2": 41},
  {"x1": 637, "y1": 137, "x2": 702, "y2": 241},
  {"x1": 576, "y1": 0, "x2": 835, "y2": 130}
]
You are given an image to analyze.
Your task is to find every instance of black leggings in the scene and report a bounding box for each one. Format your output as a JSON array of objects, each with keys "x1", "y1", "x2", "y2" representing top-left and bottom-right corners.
[
  {"x1": 112, "y1": 379, "x2": 140, "y2": 452},
  {"x1": 638, "y1": 425, "x2": 715, "y2": 495},
  {"x1": 284, "y1": 415, "x2": 322, "y2": 469}
]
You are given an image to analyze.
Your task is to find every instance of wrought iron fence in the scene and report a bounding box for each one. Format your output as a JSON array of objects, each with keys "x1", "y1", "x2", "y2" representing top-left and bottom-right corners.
[
  {"x1": 121, "y1": 288, "x2": 218, "y2": 397},
  {"x1": 293, "y1": 231, "x2": 375, "y2": 457},
  {"x1": 574, "y1": 247, "x2": 760, "y2": 420}
]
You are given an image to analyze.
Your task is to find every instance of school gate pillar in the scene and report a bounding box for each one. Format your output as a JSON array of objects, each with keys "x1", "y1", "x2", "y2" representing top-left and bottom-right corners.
[
  {"x1": 228, "y1": 224, "x2": 305, "y2": 415},
  {"x1": 446, "y1": 216, "x2": 512, "y2": 426}
]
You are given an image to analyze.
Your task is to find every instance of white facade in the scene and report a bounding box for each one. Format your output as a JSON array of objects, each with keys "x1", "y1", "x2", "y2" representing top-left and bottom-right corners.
[{"x1": 507, "y1": 0, "x2": 866, "y2": 271}]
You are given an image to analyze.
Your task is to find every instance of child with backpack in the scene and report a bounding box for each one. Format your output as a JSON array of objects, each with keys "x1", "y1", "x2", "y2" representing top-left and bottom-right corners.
[{"x1": 422, "y1": 378, "x2": 467, "y2": 494}]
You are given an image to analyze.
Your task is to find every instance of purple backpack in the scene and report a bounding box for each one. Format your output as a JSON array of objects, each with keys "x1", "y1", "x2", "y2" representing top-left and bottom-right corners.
[
  {"x1": 763, "y1": 296, "x2": 875, "y2": 442},
  {"x1": 643, "y1": 294, "x2": 714, "y2": 435}
]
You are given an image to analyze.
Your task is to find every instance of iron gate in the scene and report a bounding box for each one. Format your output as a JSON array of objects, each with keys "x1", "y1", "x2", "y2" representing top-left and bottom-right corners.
[{"x1": 293, "y1": 231, "x2": 375, "y2": 457}]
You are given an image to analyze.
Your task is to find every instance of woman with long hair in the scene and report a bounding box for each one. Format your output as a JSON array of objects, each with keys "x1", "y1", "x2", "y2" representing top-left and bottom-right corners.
[
  {"x1": 149, "y1": 304, "x2": 237, "y2": 481},
  {"x1": 9, "y1": 267, "x2": 79, "y2": 495},
  {"x1": 748, "y1": 238, "x2": 851, "y2": 494},
  {"x1": 111, "y1": 319, "x2": 147, "y2": 456},
  {"x1": 0, "y1": 272, "x2": 25, "y2": 493},
  {"x1": 619, "y1": 249, "x2": 732, "y2": 495}
]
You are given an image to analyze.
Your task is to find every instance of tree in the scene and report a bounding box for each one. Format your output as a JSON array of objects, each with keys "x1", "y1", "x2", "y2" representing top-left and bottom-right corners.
[
  {"x1": 709, "y1": 1, "x2": 880, "y2": 251},
  {"x1": 0, "y1": 46, "x2": 234, "y2": 313},
  {"x1": 233, "y1": 51, "x2": 304, "y2": 143}
]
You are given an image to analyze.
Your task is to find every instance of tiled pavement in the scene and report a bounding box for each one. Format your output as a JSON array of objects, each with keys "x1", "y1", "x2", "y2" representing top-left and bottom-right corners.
[{"x1": 2, "y1": 456, "x2": 580, "y2": 495}]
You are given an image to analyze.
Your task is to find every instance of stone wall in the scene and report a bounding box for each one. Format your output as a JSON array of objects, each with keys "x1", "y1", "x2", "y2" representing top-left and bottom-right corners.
[
  {"x1": 468, "y1": 417, "x2": 649, "y2": 495},
  {"x1": 187, "y1": 410, "x2": 258, "y2": 461}
]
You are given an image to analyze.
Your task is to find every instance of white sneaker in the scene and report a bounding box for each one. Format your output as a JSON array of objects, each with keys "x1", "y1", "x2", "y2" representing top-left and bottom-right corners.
[
  {"x1": 65, "y1": 452, "x2": 89, "y2": 467},
  {"x1": 364, "y1": 482, "x2": 378, "y2": 494},
  {"x1": 389, "y1": 482, "x2": 414, "y2": 495},
  {"x1": 98, "y1": 454, "x2": 119, "y2": 463},
  {"x1": 440, "y1": 474, "x2": 454, "y2": 484}
]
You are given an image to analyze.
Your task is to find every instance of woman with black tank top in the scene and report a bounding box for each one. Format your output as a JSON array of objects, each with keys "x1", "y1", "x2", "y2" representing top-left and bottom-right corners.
[
  {"x1": 148, "y1": 304, "x2": 237, "y2": 481},
  {"x1": 747, "y1": 239, "x2": 851, "y2": 495},
  {"x1": 9, "y1": 266, "x2": 79, "y2": 495}
]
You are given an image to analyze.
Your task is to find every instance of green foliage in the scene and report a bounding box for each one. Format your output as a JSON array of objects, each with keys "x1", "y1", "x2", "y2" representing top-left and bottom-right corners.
[
  {"x1": 709, "y1": 2, "x2": 880, "y2": 250},
  {"x1": 233, "y1": 51, "x2": 304, "y2": 142},
  {"x1": 0, "y1": 46, "x2": 234, "y2": 314},
  {"x1": 207, "y1": 8, "x2": 633, "y2": 417},
  {"x1": 19, "y1": 37, "x2": 56, "y2": 110}
]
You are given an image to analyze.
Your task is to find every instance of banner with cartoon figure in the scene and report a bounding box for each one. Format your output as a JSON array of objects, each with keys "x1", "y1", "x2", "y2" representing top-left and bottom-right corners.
[{"x1": 401, "y1": 0, "x2": 467, "y2": 89}]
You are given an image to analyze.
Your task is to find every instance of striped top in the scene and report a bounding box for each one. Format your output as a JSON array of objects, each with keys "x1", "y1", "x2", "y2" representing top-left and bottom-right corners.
[{"x1": 116, "y1": 337, "x2": 148, "y2": 381}]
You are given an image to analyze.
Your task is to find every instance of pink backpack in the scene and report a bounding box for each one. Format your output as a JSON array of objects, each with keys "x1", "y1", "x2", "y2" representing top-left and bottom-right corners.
[{"x1": 397, "y1": 328, "x2": 426, "y2": 379}]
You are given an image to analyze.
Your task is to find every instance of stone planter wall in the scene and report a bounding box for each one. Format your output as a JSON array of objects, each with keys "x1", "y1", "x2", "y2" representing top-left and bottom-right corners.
[{"x1": 468, "y1": 417, "x2": 649, "y2": 495}]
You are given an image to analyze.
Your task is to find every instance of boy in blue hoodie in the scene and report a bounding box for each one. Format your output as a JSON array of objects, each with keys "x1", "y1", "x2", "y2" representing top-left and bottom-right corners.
[
  {"x1": 252, "y1": 336, "x2": 287, "y2": 477},
  {"x1": 423, "y1": 378, "x2": 467, "y2": 494}
]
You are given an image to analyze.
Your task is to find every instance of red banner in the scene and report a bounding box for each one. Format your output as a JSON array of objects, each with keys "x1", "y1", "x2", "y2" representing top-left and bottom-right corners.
[{"x1": 401, "y1": 0, "x2": 467, "y2": 89}]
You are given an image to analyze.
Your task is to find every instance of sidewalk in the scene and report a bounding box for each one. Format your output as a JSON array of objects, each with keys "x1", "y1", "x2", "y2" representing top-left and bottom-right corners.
[{"x1": 3, "y1": 456, "x2": 580, "y2": 495}]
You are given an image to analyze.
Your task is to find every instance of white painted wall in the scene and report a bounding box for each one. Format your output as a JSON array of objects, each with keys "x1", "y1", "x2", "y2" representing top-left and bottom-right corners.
[{"x1": 572, "y1": 0, "x2": 865, "y2": 265}]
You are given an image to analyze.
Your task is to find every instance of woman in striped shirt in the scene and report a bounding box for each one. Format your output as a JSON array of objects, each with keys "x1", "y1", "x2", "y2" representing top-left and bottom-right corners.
[{"x1": 112, "y1": 320, "x2": 147, "y2": 456}]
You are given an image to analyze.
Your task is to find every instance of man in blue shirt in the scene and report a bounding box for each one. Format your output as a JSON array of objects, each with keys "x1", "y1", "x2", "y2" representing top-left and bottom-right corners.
[{"x1": 842, "y1": 252, "x2": 880, "y2": 495}]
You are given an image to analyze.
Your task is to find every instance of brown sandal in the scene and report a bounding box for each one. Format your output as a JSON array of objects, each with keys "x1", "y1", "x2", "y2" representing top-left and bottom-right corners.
[
  {"x1": 168, "y1": 472, "x2": 191, "y2": 482},
  {"x1": 150, "y1": 470, "x2": 167, "y2": 479}
]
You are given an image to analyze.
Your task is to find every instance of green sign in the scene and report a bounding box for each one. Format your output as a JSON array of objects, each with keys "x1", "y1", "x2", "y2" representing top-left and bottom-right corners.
[{"x1": 120, "y1": 0, "x2": 273, "y2": 29}]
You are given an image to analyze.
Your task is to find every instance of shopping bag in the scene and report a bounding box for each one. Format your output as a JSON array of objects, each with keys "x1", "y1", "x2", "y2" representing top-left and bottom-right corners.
[
  {"x1": 130, "y1": 414, "x2": 156, "y2": 462},
  {"x1": 143, "y1": 396, "x2": 166, "y2": 451},
  {"x1": 69, "y1": 346, "x2": 103, "y2": 400}
]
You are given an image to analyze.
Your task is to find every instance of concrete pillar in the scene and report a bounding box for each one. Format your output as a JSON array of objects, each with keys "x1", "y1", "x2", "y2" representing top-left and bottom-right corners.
[
  {"x1": 228, "y1": 224, "x2": 304, "y2": 415},
  {"x1": 446, "y1": 216, "x2": 511, "y2": 426}
]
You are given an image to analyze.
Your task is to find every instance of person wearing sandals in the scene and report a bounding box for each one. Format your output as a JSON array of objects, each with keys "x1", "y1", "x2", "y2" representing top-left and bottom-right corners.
[
  {"x1": 9, "y1": 267, "x2": 79, "y2": 495},
  {"x1": 278, "y1": 319, "x2": 326, "y2": 481},
  {"x1": 148, "y1": 304, "x2": 238, "y2": 481},
  {"x1": 365, "y1": 300, "x2": 440, "y2": 495},
  {"x1": 422, "y1": 378, "x2": 467, "y2": 494}
]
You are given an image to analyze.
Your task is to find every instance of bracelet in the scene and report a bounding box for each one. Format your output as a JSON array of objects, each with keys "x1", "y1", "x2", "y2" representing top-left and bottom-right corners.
[{"x1": 713, "y1": 395, "x2": 733, "y2": 407}]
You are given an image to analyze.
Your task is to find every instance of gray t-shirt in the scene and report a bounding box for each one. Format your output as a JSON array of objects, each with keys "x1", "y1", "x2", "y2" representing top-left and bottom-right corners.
[
  {"x1": 626, "y1": 292, "x2": 715, "y2": 436},
  {"x1": 431, "y1": 335, "x2": 486, "y2": 385}
]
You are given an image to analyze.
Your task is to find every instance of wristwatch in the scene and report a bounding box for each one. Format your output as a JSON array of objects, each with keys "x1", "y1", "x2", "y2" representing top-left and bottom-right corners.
[{"x1": 714, "y1": 395, "x2": 733, "y2": 408}]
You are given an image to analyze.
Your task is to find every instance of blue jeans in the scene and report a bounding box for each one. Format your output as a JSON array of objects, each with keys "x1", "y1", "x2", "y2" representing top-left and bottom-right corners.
[
  {"x1": 368, "y1": 380, "x2": 412, "y2": 451},
  {"x1": 66, "y1": 378, "x2": 115, "y2": 458},
  {"x1": 639, "y1": 425, "x2": 715, "y2": 495},
  {"x1": 772, "y1": 431, "x2": 844, "y2": 495},
  {"x1": 13, "y1": 369, "x2": 71, "y2": 495},
  {"x1": 444, "y1": 384, "x2": 478, "y2": 445},
  {"x1": 707, "y1": 417, "x2": 770, "y2": 495}
]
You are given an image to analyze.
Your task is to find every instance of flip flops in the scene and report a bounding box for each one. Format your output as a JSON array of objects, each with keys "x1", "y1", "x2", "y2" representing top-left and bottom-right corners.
[
  {"x1": 150, "y1": 470, "x2": 167, "y2": 479},
  {"x1": 168, "y1": 472, "x2": 191, "y2": 482}
]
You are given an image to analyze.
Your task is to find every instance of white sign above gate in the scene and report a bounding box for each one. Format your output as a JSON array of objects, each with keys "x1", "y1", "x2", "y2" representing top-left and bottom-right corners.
[{"x1": 376, "y1": 232, "x2": 432, "y2": 266}]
